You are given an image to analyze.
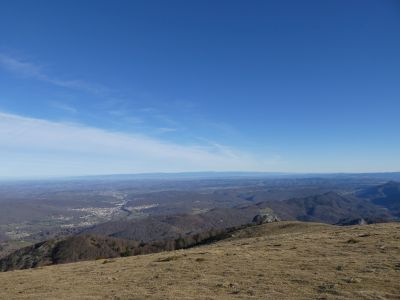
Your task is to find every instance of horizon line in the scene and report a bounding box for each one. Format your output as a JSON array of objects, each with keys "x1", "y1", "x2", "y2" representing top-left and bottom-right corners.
[{"x1": 1, "y1": 170, "x2": 400, "y2": 183}]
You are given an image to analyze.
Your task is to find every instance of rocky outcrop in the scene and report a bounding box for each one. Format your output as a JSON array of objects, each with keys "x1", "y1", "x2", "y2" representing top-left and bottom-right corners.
[{"x1": 252, "y1": 208, "x2": 280, "y2": 224}]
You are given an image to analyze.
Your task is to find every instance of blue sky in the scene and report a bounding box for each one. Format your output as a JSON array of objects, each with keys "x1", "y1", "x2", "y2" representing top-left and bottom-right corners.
[{"x1": 0, "y1": 0, "x2": 400, "y2": 177}]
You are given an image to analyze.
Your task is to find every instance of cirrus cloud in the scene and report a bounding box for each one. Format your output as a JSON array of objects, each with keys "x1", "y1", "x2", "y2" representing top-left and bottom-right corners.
[
  {"x1": 0, "y1": 53, "x2": 108, "y2": 95},
  {"x1": 0, "y1": 112, "x2": 280, "y2": 178}
]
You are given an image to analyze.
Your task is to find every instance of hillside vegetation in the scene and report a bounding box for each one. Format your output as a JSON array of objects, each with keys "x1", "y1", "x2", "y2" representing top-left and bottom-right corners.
[
  {"x1": 257, "y1": 191, "x2": 393, "y2": 224},
  {"x1": 0, "y1": 226, "x2": 241, "y2": 271},
  {"x1": 0, "y1": 221, "x2": 399, "y2": 299},
  {"x1": 357, "y1": 181, "x2": 400, "y2": 217}
]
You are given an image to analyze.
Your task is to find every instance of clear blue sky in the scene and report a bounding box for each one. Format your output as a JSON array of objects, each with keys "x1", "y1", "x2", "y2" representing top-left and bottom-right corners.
[{"x1": 0, "y1": 0, "x2": 400, "y2": 177}]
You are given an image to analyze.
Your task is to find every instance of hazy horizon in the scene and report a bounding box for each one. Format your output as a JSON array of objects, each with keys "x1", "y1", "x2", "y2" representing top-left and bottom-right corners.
[{"x1": 2, "y1": 170, "x2": 400, "y2": 182}]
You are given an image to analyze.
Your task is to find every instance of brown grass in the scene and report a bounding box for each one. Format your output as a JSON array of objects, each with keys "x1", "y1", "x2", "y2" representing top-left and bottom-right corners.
[{"x1": 0, "y1": 221, "x2": 399, "y2": 299}]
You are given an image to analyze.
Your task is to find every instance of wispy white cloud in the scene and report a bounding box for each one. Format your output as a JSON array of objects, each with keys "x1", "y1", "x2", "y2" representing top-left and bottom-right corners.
[
  {"x1": 0, "y1": 112, "x2": 279, "y2": 177},
  {"x1": 0, "y1": 53, "x2": 42, "y2": 77},
  {"x1": 108, "y1": 110, "x2": 144, "y2": 124},
  {"x1": 0, "y1": 53, "x2": 108, "y2": 95},
  {"x1": 156, "y1": 127, "x2": 178, "y2": 133},
  {"x1": 49, "y1": 101, "x2": 78, "y2": 114}
]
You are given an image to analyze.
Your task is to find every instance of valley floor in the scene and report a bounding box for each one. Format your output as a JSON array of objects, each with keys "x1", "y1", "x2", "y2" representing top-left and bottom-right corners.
[{"x1": 0, "y1": 221, "x2": 399, "y2": 299}]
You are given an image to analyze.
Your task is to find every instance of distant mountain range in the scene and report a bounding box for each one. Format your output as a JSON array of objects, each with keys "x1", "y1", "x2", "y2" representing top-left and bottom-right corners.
[
  {"x1": 357, "y1": 181, "x2": 400, "y2": 217},
  {"x1": 1, "y1": 181, "x2": 399, "y2": 271},
  {"x1": 81, "y1": 171, "x2": 386, "y2": 180},
  {"x1": 65, "y1": 171, "x2": 400, "y2": 182},
  {"x1": 4, "y1": 171, "x2": 400, "y2": 182}
]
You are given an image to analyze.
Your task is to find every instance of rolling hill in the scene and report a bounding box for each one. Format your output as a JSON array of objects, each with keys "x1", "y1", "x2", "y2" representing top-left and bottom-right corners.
[
  {"x1": 0, "y1": 226, "x2": 243, "y2": 272},
  {"x1": 0, "y1": 221, "x2": 399, "y2": 299},
  {"x1": 256, "y1": 191, "x2": 393, "y2": 224},
  {"x1": 81, "y1": 206, "x2": 259, "y2": 241},
  {"x1": 357, "y1": 181, "x2": 400, "y2": 217}
]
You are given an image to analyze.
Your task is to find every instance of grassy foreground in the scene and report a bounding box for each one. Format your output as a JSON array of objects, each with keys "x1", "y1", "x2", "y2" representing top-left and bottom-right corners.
[{"x1": 0, "y1": 221, "x2": 399, "y2": 299}]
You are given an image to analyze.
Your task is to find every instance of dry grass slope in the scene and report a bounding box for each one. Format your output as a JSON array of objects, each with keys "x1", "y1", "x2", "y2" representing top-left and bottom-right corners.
[{"x1": 0, "y1": 221, "x2": 399, "y2": 300}]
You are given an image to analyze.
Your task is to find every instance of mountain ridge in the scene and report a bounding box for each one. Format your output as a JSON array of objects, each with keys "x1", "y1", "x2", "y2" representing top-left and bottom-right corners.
[{"x1": 357, "y1": 181, "x2": 400, "y2": 217}]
